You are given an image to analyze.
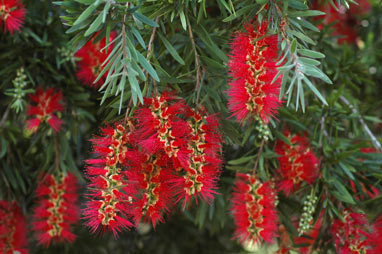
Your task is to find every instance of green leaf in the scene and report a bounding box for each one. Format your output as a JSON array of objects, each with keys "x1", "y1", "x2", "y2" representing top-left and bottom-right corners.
[
  {"x1": 136, "y1": 52, "x2": 160, "y2": 81},
  {"x1": 13, "y1": 169, "x2": 26, "y2": 194},
  {"x1": 291, "y1": 38, "x2": 297, "y2": 54},
  {"x1": 3, "y1": 163, "x2": 17, "y2": 189},
  {"x1": 200, "y1": 55, "x2": 224, "y2": 69},
  {"x1": 302, "y1": 76, "x2": 328, "y2": 105},
  {"x1": 195, "y1": 26, "x2": 228, "y2": 63},
  {"x1": 274, "y1": 130, "x2": 292, "y2": 146},
  {"x1": 278, "y1": 64, "x2": 295, "y2": 71},
  {"x1": 75, "y1": 0, "x2": 94, "y2": 4},
  {"x1": 158, "y1": 33, "x2": 185, "y2": 65},
  {"x1": 84, "y1": 12, "x2": 103, "y2": 36},
  {"x1": 127, "y1": 64, "x2": 143, "y2": 104},
  {"x1": 223, "y1": 4, "x2": 256, "y2": 22},
  {"x1": 271, "y1": 70, "x2": 283, "y2": 84},
  {"x1": 298, "y1": 57, "x2": 321, "y2": 66},
  {"x1": 296, "y1": 18, "x2": 320, "y2": 32},
  {"x1": 125, "y1": 32, "x2": 138, "y2": 61},
  {"x1": 228, "y1": 155, "x2": 255, "y2": 165},
  {"x1": 298, "y1": 78, "x2": 305, "y2": 112},
  {"x1": 73, "y1": 4, "x2": 97, "y2": 26},
  {"x1": 298, "y1": 49, "x2": 325, "y2": 58},
  {"x1": 289, "y1": 30, "x2": 316, "y2": 45},
  {"x1": 102, "y1": 2, "x2": 111, "y2": 23},
  {"x1": 302, "y1": 65, "x2": 332, "y2": 84},
  {"x1": 118, "y1": 75, "x2": 126, "y2": 114},
  {"x1": 179, "y1": 10, "x2": 187, "y2": 31},
  {"x1": 331, "y1": 180, "x2": 356, "y2": 204},
  {"x1": 131, "y1": 27, "x2": 146, "y2": 49},
  {"x1": 0, "y1": 137, "x2": 6, "y2": 159},
  {"x1": 288, "y1": 10, "x2": 326, "y2": 17},
  {"x1": 132, "y1": 12, "x2": 158, "y2": 27}
]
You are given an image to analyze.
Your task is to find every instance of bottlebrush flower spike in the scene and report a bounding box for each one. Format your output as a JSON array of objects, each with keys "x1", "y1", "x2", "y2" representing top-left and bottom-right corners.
[
  {"x1": 126, "y1": 151, "x2": 172, "y2": 227},
  {"x1": 134, "y1": 92, "x2": 191, "y2": 167},
  {"x1": 226, "y1": 21, "x2": 282, "y2": 123},
  {"x1": 83, "y1": 123, "x2": 133, "y2": 236},
  {"x1": 368, "y1": 217, "x2": 382, "y2": 254},
  {"x1": 75, "y1": 32, "x2": 116, "y2": 88},
  {"x1": 32, "y1": 173, "x2": 79, "y2": 246},
  {"x1": 0, "y1": 0, "x2": 26, "y2": 34},
  {"x1": 171, "y1": 107, "x2": 222, "y2": 206},
  {"x1": 230, "y1": 173, "x2": 278, "y2": 244},
  {"x1": 0, "y1": 201, "x2": 29, "y2": 254},
  {"x1": 26, "y1": 87, "x2": 65, "y2": 133},
  {"x1": 331, "y1": 211, "x2": 372, "y2": 254},
  {"x1": 275, "y1": 130, "x2": 319, "y2": 196}
]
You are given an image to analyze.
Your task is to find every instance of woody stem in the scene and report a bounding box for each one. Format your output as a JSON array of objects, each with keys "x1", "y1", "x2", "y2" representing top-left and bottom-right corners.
[
  {"x1": 146, "y1": 17, "x2": 160, "y2": 96},
  {"x1": 187, "y1": 21, "x2": 202, "y2": 106},
  {"x1": 54, "y1": 133, "x2": 60, "y2": 171},
  {"x1": 253, "y1": 139, "x2": 265, "y2": 174}
]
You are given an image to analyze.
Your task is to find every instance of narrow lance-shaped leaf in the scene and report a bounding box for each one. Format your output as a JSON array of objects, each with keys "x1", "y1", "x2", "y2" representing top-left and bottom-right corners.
[{"x1": 158, "y1": 33, "x2": 185, "y2": 65}]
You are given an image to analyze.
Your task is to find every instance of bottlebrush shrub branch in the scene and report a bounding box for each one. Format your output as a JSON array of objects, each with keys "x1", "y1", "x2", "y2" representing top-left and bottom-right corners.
[{"x1": 82, "y1": 93, "x2": 223, "y2": 234}]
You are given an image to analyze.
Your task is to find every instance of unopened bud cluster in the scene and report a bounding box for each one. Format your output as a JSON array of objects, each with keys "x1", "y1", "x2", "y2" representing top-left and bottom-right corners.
[
  {"x1": 255, "y1": 117, "x2": 270, "y2": 141},
  {"x1": 5, "y1": 68, "x2": 31, "y2": 113},
  {"x1": 298, "y1": 192, "x2": 317, "y2": 235}
]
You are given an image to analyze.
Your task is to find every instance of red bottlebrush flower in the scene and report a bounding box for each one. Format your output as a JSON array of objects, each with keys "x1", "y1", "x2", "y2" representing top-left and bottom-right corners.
[
  {"x1": 75, "y1": 32, "x2": 116, "y2": 88},
  {"x1": 275, "y1": 130, "x2": 319, "y2": 196},
  {"x1": 368, "y1": 217, "x2": 382, "y2": 254},
  {"x1": 32, "y1": 173, "x2": 79, "y2": 246},
  {"x1": 134, "y1": 92, "x2": 192, "y2": 167},
  {"x1": 0, "y1": 0, "x2": 26, "y2": 34},
  {"x1": 0, "y1": 201, "x2": 29, "y2": 254},
  {"x1": 331, "y1": 211, "x2": 372, "y2": 254},
  {"x1": 83, "y1": 123, "x2": 133, "y2": 236},
  {"x1": 26, "y1": 87, "x2": 65, "y2": 133},
  {"x1": 350, "y1": 179, "x2": 381, "y2": 201},
  {"x1": 171, "y1": 107, "x2": 223, "y2": 206},
  {"x1": 126, "y1": 151, "x2": 173, "y2": 227},
  {"x1": 226, "y1": 21, "x2": 282, "y2": 123},
  {"x1": 230, "y1": 173, "x2": 278, "y2": 244},
  {"x1": 313, "y1": 0, "x2": 371, "y2": 44},
  {"x1": 360, "y1": 147, "x2": 379, "y2": 154}
]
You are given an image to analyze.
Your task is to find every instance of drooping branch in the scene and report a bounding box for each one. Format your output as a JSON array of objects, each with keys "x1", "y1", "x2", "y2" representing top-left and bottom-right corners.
[
  {"x1": 340, "y1": 95, "x2": 382, "y2": 150},
  {"x1": 253, "y1": 139, "x2": 266, "y2": 174},
  {"x1": 147, "y1": 17, "x2": 159, "y2": 59},
  {"x1": 146, "y1": 17, "x2": 160, "y2": 95},
  {"x1": 187, "y1": 22, "x2": 202, "y2": 105},
  {"x1": 54, "y1": 134, "x2": 60, "y2": 171},
  {"x1": 121, "y1": 10, "x2": 129, "y2": 78}
]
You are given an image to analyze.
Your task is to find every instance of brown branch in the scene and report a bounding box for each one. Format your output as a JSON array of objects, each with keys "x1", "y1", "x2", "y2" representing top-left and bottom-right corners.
[
  {"x1": 187, "y1": 22, "x2": 202, "y2": 106},
  {"x1": 121, "y1": 3, "x2": 131, "y2": 121},
  {"x1": 121, "y1": 11, "x2": 129, "y2": 77},
  {"x1": 124, "y1": 97, "x2": 133, "y2": 123},
  {"x1": 319, "y1": 112, "x2": 331, "y2": 147},
  {"x1": 253, "y1": 139, "x2": 266, "y2": 175},
  {"x1": 146, "y1": 17, "x2": 160, "y2": 96},
  {"x1": 54, "y1": 134, "x2": 60, "y2": 171},
  {"x1": 340, "y1": 95, "x2": 382, "y2": 150},
  {"x1": 147, "y1": 17, "x2": 159, "y2": 58}
]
